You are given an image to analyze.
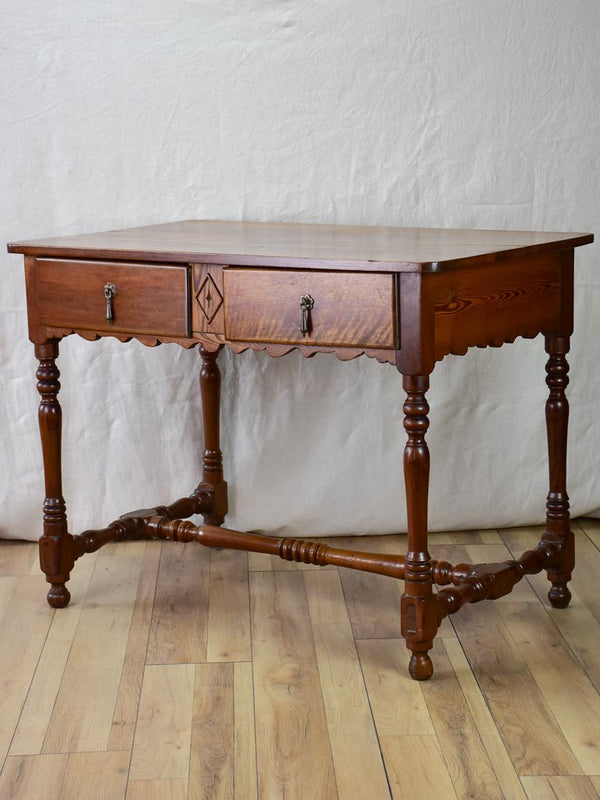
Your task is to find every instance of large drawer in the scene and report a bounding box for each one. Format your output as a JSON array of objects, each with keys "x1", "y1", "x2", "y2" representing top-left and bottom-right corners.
[
  {"x1": 223, "y1": 268, "x2": 397, "y2": 349},
  {"x1": 35, "y1": 259, "x2": 189, "y2": 337}
]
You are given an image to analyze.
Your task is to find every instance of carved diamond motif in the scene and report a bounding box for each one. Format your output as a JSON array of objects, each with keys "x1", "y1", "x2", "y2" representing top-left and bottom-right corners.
[{"x1": 196, "y1": 274, "x2": 223, "y2": 324}]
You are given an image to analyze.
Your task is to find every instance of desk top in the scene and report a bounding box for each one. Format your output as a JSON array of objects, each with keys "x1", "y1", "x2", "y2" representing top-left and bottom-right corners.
[{"x1": 8, "y1": 219, "x2": 593, "y2": 273}]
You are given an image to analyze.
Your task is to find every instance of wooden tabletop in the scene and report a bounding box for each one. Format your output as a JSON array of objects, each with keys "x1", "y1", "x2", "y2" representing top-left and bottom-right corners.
[{"x1": 8, "y1": 219, "x2": 593, "y2": 272}]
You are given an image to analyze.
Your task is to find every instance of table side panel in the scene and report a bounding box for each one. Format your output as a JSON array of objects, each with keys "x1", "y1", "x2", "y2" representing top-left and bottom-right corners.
[
  {"x1": 34, "y1": 259, "x2": 190, "y2": 338},
  {"x1": 222, "y1": 268, "x2": 397, "y2": 349},
  {"x1": 427, "y1": 251, "x2": 566, "y2": 361}
]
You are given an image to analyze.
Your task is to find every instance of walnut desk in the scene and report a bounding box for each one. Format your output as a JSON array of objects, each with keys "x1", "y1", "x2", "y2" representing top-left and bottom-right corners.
[{"x1": 9, "y1": 220, "x2": 594, "y2": 680}]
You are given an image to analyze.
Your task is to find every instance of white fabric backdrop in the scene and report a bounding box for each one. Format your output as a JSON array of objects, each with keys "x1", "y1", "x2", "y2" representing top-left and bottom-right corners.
[{"x1": 1, "y1": 0, "x2": 599, "y2": 541}]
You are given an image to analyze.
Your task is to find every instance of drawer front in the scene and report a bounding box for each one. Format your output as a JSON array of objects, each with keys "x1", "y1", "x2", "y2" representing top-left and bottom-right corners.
[
  {"x1": 35, "y1": 259, "x2": 189, "y2": 337},
  {"x1": 223, "y1": 268, "x2": 396, "y2": 349}
]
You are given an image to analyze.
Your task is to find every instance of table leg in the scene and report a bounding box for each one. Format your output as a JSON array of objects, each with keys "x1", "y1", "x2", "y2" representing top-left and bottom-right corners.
[
  {"x1": 401, "y1": 374, "x2": 438, "y2": 680},
  {"x1": 195, "y1": 345, "x2": 228, "y2": 526},
  {"x1": 35, "y1": 340, "x2": 74, "y2": 608},
  {"x1": 542, "y1": 335, "x2": 573, "y2": 608}
]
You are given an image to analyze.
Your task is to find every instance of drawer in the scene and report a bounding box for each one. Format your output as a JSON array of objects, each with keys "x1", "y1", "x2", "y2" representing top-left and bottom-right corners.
[
  {"x1": 223, "y1": 268, "x2": 397, "y2": 349},
  {"x1": 35, "y1": 259, "x2": 189, "y2": 338}
]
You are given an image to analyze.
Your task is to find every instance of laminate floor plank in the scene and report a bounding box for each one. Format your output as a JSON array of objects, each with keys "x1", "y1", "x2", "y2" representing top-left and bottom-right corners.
[
  {"x1": 129, "y1": 663, "x2": 195, "y2": 782},
  {"x1": 126, "y1": 779, "x2": 188, "y2": 800},
  {"x1": 10, "y1": 574, "x2": 90, "y2": 755},
  {"x1": 233, "y1": 662, "x2": 257, "y2": 800},
  {"x1": 42, "y1": 548, "x2": 144, "y2": 753},
  {"x1": 247, "y1": 551, "x2": 273, "y2": 571},
  {"x1": 108, "y1": 542, "x2": 162, "y2": 751},
  {"x1": 60, "y1": 750, "x2": 130, "y2": 800},
  {"x1": 188, "y1": 663, "x2": 234, "y2": 800},
  {"x1": 497, "y1": 600, "x2": 600, "y2": 774},
  {"x1": 421, "y1": 639, "x2": 505, "y2": 800},
  {"x1": 0, "y1": 576, "x2": 19, "y2": 625},
  {"x1": 357, "y1": 638, "x2": 434, "y2": 737},
  {"x1": 0, "y1": 753, "x2": 68, "y2": 800},
  {"x1": 336, "y1": 539, "x2": 401, "y2": 639},
  {"x1": 578, "y1": 518, "x2": 600, "y2": 550},
  {"x1": 443, "y1": 638, "x2": 528, "y2": 800},
  {"x1": 0, "y1": 540, "x2": 37, "y2": 576},
  {"x1": 380, "y1": 735, "x2": 458, "y2": 800},
  {"x1": 304, "y1": 570, "x2": 391, "y2": 800},
  {"x1": 146, "y1": 542, "x2": 210, "y2": 665},
  {"x1": 522, "y1": 775, "x2": 600, "y2": 800},
  {"x1": 0, "y1": 576, "x2": 54, "y2": 766},
  {"x1": 450, "y1": 602, "x2": 582, "y2": 775},
  {"x1": 206, "y1": 549, "x2": 251, "y2": 662},
  {"x1": 250, "y1": 571, "x2": 338, "y2": 799},
  {"x1": 500, "y1": 526, "x2": 600, "y2": 693}
]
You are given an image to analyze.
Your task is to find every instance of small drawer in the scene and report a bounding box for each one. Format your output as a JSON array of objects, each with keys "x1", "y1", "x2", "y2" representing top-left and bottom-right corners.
[
  {"x1": 35, "y1": 259, "x2": 189, "y2": 338},
  {"x1": 223, "y1": 268, "x2": 397, "y2": 349}
]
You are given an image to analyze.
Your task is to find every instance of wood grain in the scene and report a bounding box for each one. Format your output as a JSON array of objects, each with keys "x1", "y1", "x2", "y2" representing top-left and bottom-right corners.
[
  {"x1": 444, "y1": 638, "x2": 528, "y2": 800},
  {"x1": 108, "y1": 542, "x2": 161, "y2": 751},
  {"x1": 450, "y1": 602, "x2": 582, "y2": 775},
  {"x1": 420, "y1": 639, "x2": 505, "y2": 800},
  {"x1": 10, "y1": 575, "x2": 88, "y2": 755},
  {"x1": 206, "y1": 549, "x2": 251, "y2": 662},
  {"x1": 36, "y1": 259, "x2": 189, "y2": 337},
  {"x1": 356, "y1": 638, "x2": 433, "y2": 736},
  {"x1": 191, "y1": 264, "x2": 225, "y2": 334},
  {"x1": 189, "y1": 663, "x2": 234, "y2": 800},
  {"x1": 304, "y1": 570, "x2": 391, "y2": 800},
  {"x1": 42, "y1": 548, "x2": 144, "y2": 753},
  {"x1": 429, "y1": 252, "x2": 563, "y2": 359},
  {"x1": 9, "y1": 219, "x2": 593, "y2": 271},
  {"x1": 233, "y1": 662, "x2": 257, "y2": 800},
  {"x1": 60, "y1": 751, "x2": 130, "y2": 800},
  {"x1": 521, "y1": 775, "x2": 600, "y2": 800},
  {"x1": 500, "y1": 525, "x2": 600, "y2": 692},
  {"x1": 0, "y1": 540, "x2": 37, "y2": 576},
  {"x1": 250, "y1": 571, "x2": 338, "y2": 799},
  {"x1": 0, "y1": 577, "x2": 54, "y2": 764},
  {"x1": 497, "y1": 600, "x2": 600, "y2": 774},
  {"x1": 129, "y1": 664, "x2": 195, "y2": 781},
  {"x1": 381, "y1": 735, "x2": 457, "y2": 800},
  {"x1": 127, "y1": 780, "x2": 189, "y2": 800},
  {"x1": 223, "y1": 267, "x2": 396, "y2": 349},
  {"x1": 0, "y1": 754, "x2": 68, "y2": 800},
  {"x1": 146, "y1": 542, "x2": 209, "y2": 664}
]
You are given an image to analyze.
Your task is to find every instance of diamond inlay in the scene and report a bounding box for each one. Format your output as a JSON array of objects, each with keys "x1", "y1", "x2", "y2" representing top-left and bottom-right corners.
[{"x1": 196, "y1": 274, "x2": 223, "y2": 324}]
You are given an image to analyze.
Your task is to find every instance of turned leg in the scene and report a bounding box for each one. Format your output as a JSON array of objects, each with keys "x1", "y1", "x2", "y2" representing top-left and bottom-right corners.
[
  {"x1": 35, "y1": 341, "x2": 74, "y2": 608},
  {"x1": 400, "y1": 374, "x2": 438, "y2": 680},
  {"x1": 541, "y1": 336, "x2": 573, "y2": 608},
  {"x1": 194, "y1": 345, "x2": 228, "y2": 526}
]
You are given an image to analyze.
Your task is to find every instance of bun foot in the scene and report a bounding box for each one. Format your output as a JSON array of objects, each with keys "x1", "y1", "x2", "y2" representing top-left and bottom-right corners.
[
  {"x1": 548, "y1": 583, "x2": 571, "y2": 609},
  {"x1": 408, "y1": 652, "x2": 434, "y2": 681},
  {"x1": 47, "y1": 584, "x2": 71, "y2": 608}
]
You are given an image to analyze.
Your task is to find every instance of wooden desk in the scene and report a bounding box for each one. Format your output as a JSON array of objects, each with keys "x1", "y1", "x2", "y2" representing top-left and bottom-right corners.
[{"x1": 9, "y1": 220, "x2": 594, "y2": 680}]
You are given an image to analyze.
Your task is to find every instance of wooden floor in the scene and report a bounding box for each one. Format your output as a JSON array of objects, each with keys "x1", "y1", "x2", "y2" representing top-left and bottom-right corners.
[{"x1": 1, "y1": 520, "x2": 600, "y2": 800}]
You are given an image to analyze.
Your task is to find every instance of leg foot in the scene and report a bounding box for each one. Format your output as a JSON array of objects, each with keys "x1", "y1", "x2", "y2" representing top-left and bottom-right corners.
[
  {"x1": 409, "y1": 652, "x2": 434, "y2": 681},
  {"x1": 47, "y1": 583, "x2": 71, "y2": 608},
  {"x1": 548, "y1": 582, "x2": 571, "y2": 609}
]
